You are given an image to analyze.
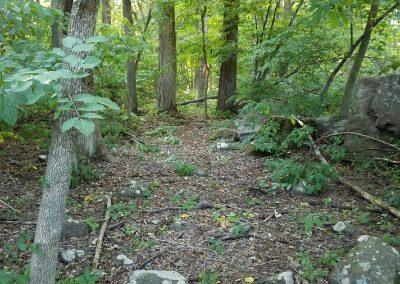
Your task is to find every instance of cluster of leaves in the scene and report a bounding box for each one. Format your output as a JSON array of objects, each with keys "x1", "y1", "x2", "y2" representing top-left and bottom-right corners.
[
  {"x1": 70, "y1": 159, "x2": 99, "y2": 189},
  {"x1": 109, "y1": 201, "x2": 137, "y2": 221},
  {"x1": 299, "y1": 212, "x2": 336, "y2": 235},
  {"x1": 297, "y1": 251, "x2": 341, "y2": 281},
  {"x1": 266, "y1": 158, "x2": 338, "y2": 194}
]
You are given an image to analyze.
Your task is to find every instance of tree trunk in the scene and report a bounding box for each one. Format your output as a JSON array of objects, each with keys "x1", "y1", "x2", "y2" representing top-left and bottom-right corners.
[
  {"x1": 101, "y1": 0, "x2": 111, "y2": 25},
  {"x1": 217, "y1": 0, "x2": 239, "y2": 111},
  {"x1": 157, "y1": 1, "x2": 177, "y2": 113},
  {"x1": 30, "y1": 2, "x2": 100, "y2": 283},
  {"x1": 195, "y1": 60, "x2": 208, "y2": 102},
  {"x1": 123, "y1": 0, "x2": 139, "y2": 113},
  {"x1": 340, "y1": 0, "x2": 379, "y2": 117},
  {"x1": 50, "y1": 0, "x2": 73, "y2": 48}
]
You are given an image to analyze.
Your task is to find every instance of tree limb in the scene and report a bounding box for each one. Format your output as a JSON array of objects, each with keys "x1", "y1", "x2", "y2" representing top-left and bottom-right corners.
[{"x1": 92, "y1": 195, "x2": 111, "y2": 272}]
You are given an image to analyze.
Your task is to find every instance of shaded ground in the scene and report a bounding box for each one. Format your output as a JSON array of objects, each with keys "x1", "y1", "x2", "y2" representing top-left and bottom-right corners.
[{"x1": 1, "y1": 116, "x2": 399, "y2": 283}]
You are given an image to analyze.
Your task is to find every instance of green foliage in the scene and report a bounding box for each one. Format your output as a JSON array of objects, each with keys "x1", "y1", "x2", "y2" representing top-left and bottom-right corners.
[
  {"x1": 297, "y1": 252, "x2": 328, "y2": 281},
  {"x1": 70, "y1": 159, "x2": 99, "y2": 189},
  {"x1": 57, "y1": 271, "x2": 100, "y2": 284},
  {"x1": 0, "y1": 267, "x2": 30, "y2": 284},
  {"x1": 208, "y1": 238, "x2": 223, "y2": 256},
  {"x1": 266, "y1": 158, "x2": 338, "y2": 194},
  {"x1": 137, "y1": 141, "x2": 161, "y2": 154},
  {"x1": 299, "y1": 213, "x2": 335, "y2": 235},
  {"x1": 199, "y1": 271, "x2": 219, "y2": 284},
  {"x1": 85, "y1": 217, "x2": 100, "y2": 231},
  {"x1": 109, "y1": 201, "x2": 136, "y2": 221},
  {"x1": 169, "y1": 159, "x2": 197, "y2": 176}
]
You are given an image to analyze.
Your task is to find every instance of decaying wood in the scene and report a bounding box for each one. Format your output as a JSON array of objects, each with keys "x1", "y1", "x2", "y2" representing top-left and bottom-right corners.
[
  {"x1": 373, "y1": 157, "x2": 400, "y2": 165},
  {"x1": 176, "y1": 96, "x2": 217, "y2": 106},
  {"x1": 92, "y1": 195, "x2": 111, "y2": 272},
  {"x1": 294, "y1": 117, "x2": 400, "y2": 219}
]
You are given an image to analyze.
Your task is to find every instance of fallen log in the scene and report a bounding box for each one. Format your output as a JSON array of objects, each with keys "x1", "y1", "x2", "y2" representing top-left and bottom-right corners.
[
  {"x1": 92, "y1": 195, "x2": 111, "y2": 272},
  {"x1": 176, "y1": 96, "x2": 217, "y2": 106}
]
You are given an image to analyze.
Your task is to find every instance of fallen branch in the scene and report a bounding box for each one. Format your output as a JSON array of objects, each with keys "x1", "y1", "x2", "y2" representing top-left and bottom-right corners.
[
  {"x1": 141, "y1": 206, "x2": 181, "y2": 214},
  {"x1": 315, "y1": 131, "x2": 400, "y2": 152},
  {"x1": 0, "y1": 220, "x2": 36, "y2": 225},
  {"x1": 176, "y1": 96, "x2": 217, "y2": 106},
  {"x1": 92, "y1": 195, "x2": 111, "y2": 272},
  {"x1": 294, "y1": 118, "x2": 400, "y2": 219},
  {"x1": 373, "y1": 157, "x2": 400, "y2": 165},
  {"x1": 0, "y1": 198, "x2": 24, "y2": 215}
]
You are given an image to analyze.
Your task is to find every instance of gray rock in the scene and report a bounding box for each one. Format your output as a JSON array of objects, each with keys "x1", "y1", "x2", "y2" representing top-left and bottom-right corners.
[
  {"x1": 117, "y1": 254, "x2": 134, "y2": 266},
  {"x1": 329, "y1": 235, "x2": 400, "y2": 284},
  {"x1": 255, "y1": 271, "x2": 294, "y2": 284},
  {"x1": 312, "y1": 116, "x2": 348, "y2": 136},
  {"x1": 127, "y1": 270, "x2": 187, "y2": 284},
  {"x1": 332, "y1": 221, "x2": 359, "y2": 237},
  {"x1": 344, "y1": 74, "x2": 400, "y2": 160},
  {"x1": 171, "y1": 221, "x2": 197, "y2": 231},
  {"x1": 212, "y1": 128, "x2": 237, "y2": 140},
  {"x1": 60, "y1": 249, "x2": 85, "y2": 264},
  {"x1": 61, "y1": 219, "x2": 89, "y2": 240},
  {"x1": 118, "y1": 180, "x2": 151, "y2": 199},
  {"x1": 216, "y1": 141, "x2": 230, "y2": 150},
  {"x1": 195, "y1": 201, "x2": 214, "y2": 210}
]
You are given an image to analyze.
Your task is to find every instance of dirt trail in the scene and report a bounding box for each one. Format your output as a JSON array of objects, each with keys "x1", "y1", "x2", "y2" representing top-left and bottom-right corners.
[{"x1": 1, "y1": 117, "x2": 399, "y2": 283}]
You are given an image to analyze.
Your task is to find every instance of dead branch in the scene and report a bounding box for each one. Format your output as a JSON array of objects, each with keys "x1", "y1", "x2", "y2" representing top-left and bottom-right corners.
[
  {"x1": 138, "y1": 249, "x2": 165, "y2": 269},
  {"x1": 92, "y1": 195, "x2": 111, "y2": 272},
  {"x1": 141, "y1": 206, "x2": 181, "y2": 214},
  {"x1": 0, "y1": 198, "x2": 24, "y2": 215},
  {"x1": 373, "y1": 157, "x2": 400, "y2": 165},
  {"x1": 176, "y1": 96, "x2": 217, "y2": 106},
  {"x1": 294, "y1": 117, "x2": 400, "y2": 219},
  {"x1": 315, "y1": 131, "x2": 400, "y2": 152}
]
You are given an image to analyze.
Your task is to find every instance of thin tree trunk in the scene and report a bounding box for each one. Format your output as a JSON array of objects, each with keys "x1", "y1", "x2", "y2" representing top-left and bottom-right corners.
[
  {"x1": 50, "y1": 0, "x2": 73, "y2": 48},
  {"x1": 201, "y1": 6, "x2": 210, "y2": 118},
  {"x1": 217, "y1": 0, "x2": 239, "y2": 111},
  {"x1": 320, "y1": 1, "x2": 399, "y2": 103},
  {"x1": 195, "y1": 15, "x2": 208, "y2": 102},
  {"x1": 123, "y1": 0, "x2": 138, "y2": 113},
  {"x1": 101, "y1": 0, "x2": 112, "y2": 25},
  {"x1": 30, "y1": 2, "x2": 100, "y2": 283},
  {"x1": 340, "y1": 0, "x2": 379, "y2": 117},
  {"x1": 157, "y1": 1, "x2": 177, "y2": 113}
]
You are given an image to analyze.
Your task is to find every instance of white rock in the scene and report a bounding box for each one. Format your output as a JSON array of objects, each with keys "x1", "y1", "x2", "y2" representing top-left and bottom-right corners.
[{"x1": 117, "y1": 254, "x2": 134, "y2": 266}]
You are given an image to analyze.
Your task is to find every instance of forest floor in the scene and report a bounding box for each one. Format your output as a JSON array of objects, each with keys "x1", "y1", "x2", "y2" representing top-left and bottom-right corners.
[{"x1": 1, "y1": 115, "x2": 400, "y2": 283}]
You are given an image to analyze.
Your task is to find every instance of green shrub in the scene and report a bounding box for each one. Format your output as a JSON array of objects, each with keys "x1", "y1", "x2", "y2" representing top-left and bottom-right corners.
[{"x1": 172, "y1": 161, "x2": 196, "y2": 176}]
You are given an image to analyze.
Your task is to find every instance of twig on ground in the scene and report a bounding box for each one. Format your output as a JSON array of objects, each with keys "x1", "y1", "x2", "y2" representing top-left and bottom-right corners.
[
  {"x1": 0, "y1": 220, "x2": 36, "y2": 225},
  {"x1": 373, "y1": 157, "x2": 400, "y2": 165},
  {"x1": 295, "y1": 117, "x2": 400, "y2": 219},
  {"x1": 141, "y1": 206, "x2": 181, "y2": 214},
  {"x1": 92, "y1": 195, "x2": 111, "y2": 272},
  {"x1": 0, "y1": 198, "x2": 24, "y2": 215}
]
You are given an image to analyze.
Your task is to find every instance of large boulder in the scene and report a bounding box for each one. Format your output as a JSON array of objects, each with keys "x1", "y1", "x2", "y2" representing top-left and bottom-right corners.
[
  {"x1": 344, "y1": 74, "x2": 400, "y2": 159},
  {"x1": 329, "y1": 235, "x2": 400, "y2": 284},
  {"x1": 255, "y1": 271, "x2": 294, "y2": 284},
  {"x1": 127, "y1": 270, "x2": 187, "y2": 284}
]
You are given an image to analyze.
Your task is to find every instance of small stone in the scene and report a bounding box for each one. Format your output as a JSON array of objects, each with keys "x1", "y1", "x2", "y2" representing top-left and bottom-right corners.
[
  {"x1": 117, "y1": 254, "x2": 134, "y2": 266},
  {"x1": 195, "y1": 201, "x2": 214, "y2": 210},
  {"x1": 60, "y1": 249, "x2": 85, "y2": 264},
  {"x1": 118, "y1": 180, "x2": 151, "y2": 200},
  {"x1": 171, "y1": 221, "x2": 197, "y2": 231},
  {"x1": 127, "y1": 270, "x2": 187, "y2": 284},
  {"x1": 216, "y1": 142, "x2": 230, "y2": 150},
  {"x1": 61, "y1": 219, "x2": 89, "y2": 240},
  {"x1": 255, "y1": 271, "x2": 294, "y2": 284},
  {"x1": 333, "y1": 221, "x2": 360, "y2": 236},
  {"x1": 38, "y1": 155, "x2": 47, "y2": 161},
  {"x1": 151, "y1": 219, "x2": 160, "y2": 225}
]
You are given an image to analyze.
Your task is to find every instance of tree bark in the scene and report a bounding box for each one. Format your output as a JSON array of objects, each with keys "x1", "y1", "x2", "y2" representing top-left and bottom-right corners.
[
  {"x1": 340, "y1": 0, "x2": 379, "y2": 117},
  {"x1": 50, "y1": 0, "x2": 73, "y2": 48},
  {"x1": 123, "y1": 0, "x2": 139, "y2": 113},
  {"x1": 30, "y1": 1, "x2": 100, "y2": 283},
  {"x1": 157, "y1": 1, "x2": 177, "y2": 113},
  {"x1": 217, "y1": 0, "x2": 239, "y2": 111},
  {"x1": 101, "y1": 0, "x2": 112, "y2": 25}
]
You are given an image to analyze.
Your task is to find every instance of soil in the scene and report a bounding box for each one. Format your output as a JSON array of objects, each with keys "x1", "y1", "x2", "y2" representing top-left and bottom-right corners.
[{"x1": 1, "y1": 116, "x2": 399, "y2": 283}]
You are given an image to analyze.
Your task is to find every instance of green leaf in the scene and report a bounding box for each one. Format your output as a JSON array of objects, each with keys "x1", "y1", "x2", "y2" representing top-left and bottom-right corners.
[
  {"x1": 53, "y1": 48, "x2": 65, "y2": 57},
  {"x1": 86, "y1": 35, "x2": 108, "y2": 43},
  {"x1": 78, "y1": 103, "x2": 105, "y2": 112},
  {"x1": 81, "y1": 113, "x2": 103, "y2": 119},
  {"x1": 62, "y1": 36, "x2": 82, "y2": 49},
  {"x1": 72, "y1": 43, "x2": 95, "y2": 53},
  {"x1": 64, "y1": 55, "x2": 81, "y2": 67},
  {"x1": 81, "y1": 56, "x2": 100, "y2": 69},
  {"x1": 97, "y1": 97, "x2": 120, "y2": 110},
  {"x1": 5, "y1": 81, "x2": 33, "y2": 94},
  {"x1": 74, "y1": 93, "x2": 98, "y2": 103},
  {"x1": 61, "y1": 117, "x2": 95, "y2": 136}
]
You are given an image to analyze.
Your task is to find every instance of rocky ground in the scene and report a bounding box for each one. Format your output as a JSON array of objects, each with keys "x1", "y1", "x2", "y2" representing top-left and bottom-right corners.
[{"x1": 1, "y1": 116, "x2": 399, "y2": 283}]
